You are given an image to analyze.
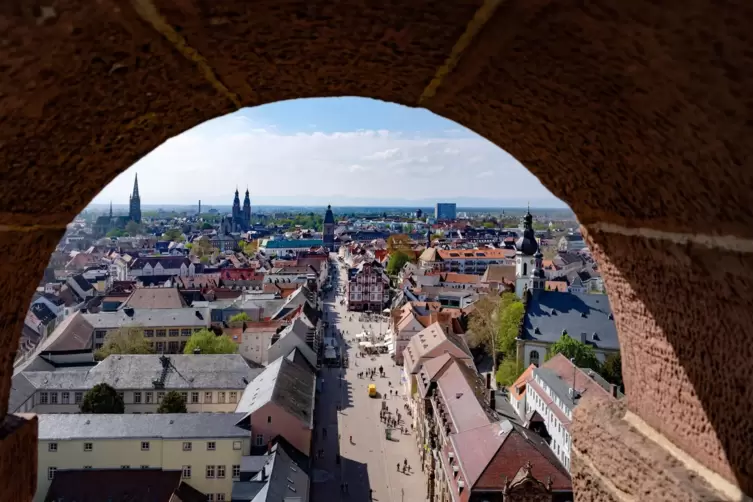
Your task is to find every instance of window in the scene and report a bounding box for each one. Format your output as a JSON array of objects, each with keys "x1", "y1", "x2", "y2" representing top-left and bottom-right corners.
[
  {"x1": 182, "y1": 465, "x2": 191, "y2": 478},
  {"x1": 207, "y1": 441, "x2": 216, "y2": 451},
  {"x1": 217, "y1": 465, "x2": 226, "y2": 478},
  {"x1": 207, "y1": 495, "x2": 214, "y2": 502},
  {"x1": 267, "y1": 415, "x2": 272, "y2": 423},
  {"x1": 48, "y1": 443, "x2": 58, "y2": 452},
  {"x1": 182, "y1": 442, "x2": 192, "y2": 451},
  {"x1": 61, "y1": 392, "x2": 70, "y2": 404},
  {"x1": 74, "y1": 392, "x2": 83, "y2": 404},
  {"x1": 229, "y1": 392, "x2": 237, "y2": 403},
  {"x1": 169, "y1": 329, "x2": 179, "y2": 337},
  {"x1": 180, "y1": 392, "x2": 188, "y2": 403},
  {"x1": 145, "y1": 392, "x2": 153, "y2": 404},
  {"x1": 529, "y1": 350, "x2": 540, "y2": 367},
  {"x1": 232, "y1": 441, "x2": 241, "y2": 451},
  {"x1": 144, "y1": 329, "x2": 154, "y2": 337},
  {"x1": 181, "y1": 328, "x2": 191, "y2": 336},
  {"x1": 95, "y1": 329, "x2": 107, "y2": 339},
  {"x1": 157, "y1": 392, "x2": 165, "y2": 403},
  {"x1": 232, "y1": 464, "x2": 241, "y2": 478},
  {"x1": 84, "y1": 442, "x2": 93, "y2": 452},
  {"x1": 155, "y1": 342, "x2": 165, "y2": 352},
  {"x1": 206, "y1": 465, "x2": 215, "y2": 478},
  {"x1": 255, "y1": 434, "x2": 264, "y2": 446},
  {"x1": 50, "y1": 392, "x2": 58, "y2": 405},
  {"x1": 168, "y1": 341, "x2": 179, "y2": 353},
  {"x1": 217, "y1": 494, "x2": 226, "y2": 502},
  {"x1": 204, "y1": 392, "x2": 213, "y2": 404},
  {"x1": 218, "y1": 392, "x2": 226, "y2": 404},
  {"x1": 133, "y1": 392, "x2": 142, "y2": 404},
  {"x1": 141, "y1": 441, "x2": 150, "y2": 451},
  {"x1": 156, "y1": 329, "x2": 167, "y2": 337},
  {"x1": 191, "y1": 392, "x2": 199, "y2": 404},
  {"x1": 83, "y1": 466, "x2": 92, "y2": 469},
  {"x1": 121, "y1": 465, "x2": 130, "y2": 469},
  {"x1": 47, "y1": 467, "x2": 56, "y2": 480},
  {"x1": 39, "y1": 392, "x2": 48, "y2": 404}
]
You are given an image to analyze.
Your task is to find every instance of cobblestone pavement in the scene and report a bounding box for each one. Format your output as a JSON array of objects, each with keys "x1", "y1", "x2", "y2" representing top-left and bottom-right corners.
[{"x1": 311, "y1": 258, "x2": 427, "y2": 502}]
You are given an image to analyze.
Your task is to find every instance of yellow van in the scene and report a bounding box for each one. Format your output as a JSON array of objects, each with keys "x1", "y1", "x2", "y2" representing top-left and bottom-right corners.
[{"x1": 368, "y1": 384, "x2": 377, "y2": 398}]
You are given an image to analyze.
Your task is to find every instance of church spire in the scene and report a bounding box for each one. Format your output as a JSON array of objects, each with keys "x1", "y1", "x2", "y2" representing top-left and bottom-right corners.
[{"x1": 132, "y1": 173, "x2": 140, "y2": 198}]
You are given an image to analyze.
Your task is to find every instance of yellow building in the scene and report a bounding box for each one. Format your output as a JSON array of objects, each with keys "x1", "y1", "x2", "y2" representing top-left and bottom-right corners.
[
  {"x1": 33, "y1": 413, "x2": 250, "y2": 502},
  {"x1": 83, "y1": 308, "x2": 209, "y2": 354}
]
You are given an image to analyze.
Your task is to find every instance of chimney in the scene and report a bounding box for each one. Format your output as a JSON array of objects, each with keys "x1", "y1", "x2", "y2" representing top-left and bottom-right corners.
[
  {"x1": 489, "y1": 389, "x2": 496, "y2": 410},
  {"x1": 580, "y1": 332, "x2": 587, "y2": 343},
  {"x1": 485, "y1": 373, "x2": 491, "y2": 390},
  {"x1": 610, "y1": 384, "x2": 618, "y2": 398}
]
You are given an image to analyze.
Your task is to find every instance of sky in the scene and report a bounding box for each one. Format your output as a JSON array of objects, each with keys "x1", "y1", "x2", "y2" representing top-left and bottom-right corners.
[{"x1": 92, "y1": 97, "x2": 565, "y2": 208}]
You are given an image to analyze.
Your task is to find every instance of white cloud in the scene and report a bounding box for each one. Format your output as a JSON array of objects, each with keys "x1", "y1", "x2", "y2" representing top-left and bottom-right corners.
[{"x1": 93, "y1": 110, "x2": 559, "y2": 206}]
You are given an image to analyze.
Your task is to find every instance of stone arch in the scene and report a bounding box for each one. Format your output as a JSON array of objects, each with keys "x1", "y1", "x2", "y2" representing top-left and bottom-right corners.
[{"x1": 2, "y1": 1, "x2": 752, "y2": 500}]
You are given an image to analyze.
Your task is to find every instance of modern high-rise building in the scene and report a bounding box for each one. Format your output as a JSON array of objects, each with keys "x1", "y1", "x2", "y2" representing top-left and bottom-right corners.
[{"x1": 434, "y1": 202, "x2": 456, "y2": 221}]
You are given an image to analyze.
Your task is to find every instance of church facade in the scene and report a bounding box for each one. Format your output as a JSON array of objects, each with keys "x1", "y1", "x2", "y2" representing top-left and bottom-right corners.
[
  {"x1": 93, "y1": 174, "x2": 142, "y2": 237},
  {"x1": 221, "y1": 188, "x2": 251, "y2": 234}
]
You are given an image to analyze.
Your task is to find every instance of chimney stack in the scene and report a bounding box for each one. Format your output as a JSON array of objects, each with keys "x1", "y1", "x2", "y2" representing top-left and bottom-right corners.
[
  {"x1": 489, "y1": 389, "x2": 496, "y2": 410},
  {"x1": 486, "y1": 373, "x2": 491, "y2": 390},
  {"x1": 610, "y1": 384, "x2": 618, "y2": 398}
]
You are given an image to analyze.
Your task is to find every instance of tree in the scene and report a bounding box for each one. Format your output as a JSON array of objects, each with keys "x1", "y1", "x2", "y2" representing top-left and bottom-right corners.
[
  {"x1": 403, "y1": 223, "x2": 414, "y2": 234},
  {"x1": 125, "y1": 220, "x2": 143, "y2": 236},
  {"x1": 80, "y1": 383, "x2": 125, "y2": 413},
  {"x1": 229, "y1": 312, "x2": 250, "y2": 324},
  {"x1": 192, "y1": 237, "x2": 214, "y2": 258},
  {"x1": 496, "y1": 295, "x2": 525, "y2": 356},
  {"x1": 183, "y1": 329, "x2": 237, "y2": 355},
  {"x1": 95, "y1": 327, "x2": 153, "y2": 360},
  {"x1": 201, "y1": 222, "x2": 214, "y2": 230},
  {"x1": 600, "y1": 353, "x2": 623, "y2": 389},
  {"x1": 106, "y1": 228, "x2": 125, "y2": 238},
  {"x1": 162, "y1": 228, "x2": 182, "y2": 241},
  {"x1": 547, "y1": 333, "x2": 601, "y2": 371},
  {"x1": 386, "y1": 250, "x2": 414, "y2": 276},
  {"x1": 496, "y1": 357, "x2": 524, "y2": 387},
  {"x1": 467, "y1": 295, "x2": 502, "y2": 353},
  {"x1": 157, "y1": 390, "x2": 187, "y2": 413}
]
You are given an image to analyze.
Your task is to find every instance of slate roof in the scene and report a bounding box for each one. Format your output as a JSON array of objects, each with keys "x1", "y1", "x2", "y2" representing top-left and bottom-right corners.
[
  {"x1": 70, "y1": 274, "x2": 93, "y2": 293},
  {"x1": 43, "y1": 469, "x2": 205, "y2": 502},
  {"x1": 21, "y1": 354, "x2": 261, "y2": 391},
  {"x1": 41, "y1": 293, "x2": 65, "y2": 307},
  {"x1": 36, "y1": 412, "x2": 248, "y2": 440},
  {"x1": 30, "y1": 303, "x2": 57, "y2": 324},
  {"x1": 83, "y1": 308, "x2": 209, "y2": 329},
  {"x1": 130, "y1": 256, "x2": 191, "y2": 270},
  {"x1": 236, "y1": 438, "x2": 310, "y2": 502},
  {"x1": 521, "y1": 291, "x2": 619, "y2": 350},
  {"x1": 235, "y1": 356, "x2": 316, "y2": 429},
  {"x1": 530, "y1": 354, "x2": 618, "y2": 411},
  {"x1": 9, "y1": 374, "x2": 37, "y2": 413}
]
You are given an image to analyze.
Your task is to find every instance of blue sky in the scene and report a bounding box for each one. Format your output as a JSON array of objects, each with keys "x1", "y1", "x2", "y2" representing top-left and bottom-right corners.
[{"x1": 93, "y1": 97, "x2": 565, "y2": 208}]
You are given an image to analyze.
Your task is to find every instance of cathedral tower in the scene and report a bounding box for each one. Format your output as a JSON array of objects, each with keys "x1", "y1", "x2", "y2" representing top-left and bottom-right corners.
[
  {"x1": 323, "y1": 205, "x2": 335, "y2": 250},
  {"x1": 231, "y1": 187, "x2": 241, "y2": 231},
  {"x1": 128, "y1": 174, "x2": 141, "y2": 223},
  {"x1": 242, "y1": 188, "x2": 251, "y2": 231}
]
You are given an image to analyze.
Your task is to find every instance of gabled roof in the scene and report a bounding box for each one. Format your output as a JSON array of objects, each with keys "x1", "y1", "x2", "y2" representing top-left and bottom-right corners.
[
  {"x1": 403, "y1": 322, "x2": 472, "y2": 374},
  {"x1": 481, "y1": 264, "x2": 516, "y2": 284},
  {"x1": 43, "y1": 311, "x2": 95, "y2": 352},
  {"x1": 122, "y1": 287, "x2": 187, "y2": 309},
  {"x1": 235, "y1": 356, "x2": 316, "y2": 429},
  {"x1": 450, "y1": 421, "x2": 571, "y2": 492},
  {"x1": 30, "y1": 302, "x2": 57, "y2": 324},
  {"x1": 130, "y1": 256, "x2": 191, "y2": 270}
]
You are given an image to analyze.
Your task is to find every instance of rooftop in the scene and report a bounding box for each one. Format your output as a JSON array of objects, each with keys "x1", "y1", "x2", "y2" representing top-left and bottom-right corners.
[
  {"x1": 35, "y1": 412, "x2": 247, "y2": 440},
  {"x1": 83, "y1": 308, "x2": 209, "y2": 329}
]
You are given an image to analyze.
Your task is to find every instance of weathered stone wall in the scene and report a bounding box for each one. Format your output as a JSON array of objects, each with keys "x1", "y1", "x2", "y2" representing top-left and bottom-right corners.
[{"x1": 1, "y1": 0, "x2": 752, "y2": 500}]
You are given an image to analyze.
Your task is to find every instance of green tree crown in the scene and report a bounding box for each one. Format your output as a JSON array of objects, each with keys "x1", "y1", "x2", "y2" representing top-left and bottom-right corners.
[
  {"x1": 157, "y1": 390, "x2": 188, "y2": 413},
  {"x1": 80, "y1": 383, "x2": 125, "y2": 414},
  {"x1": 183, "y1": 329, "x2": 237, "y2": 355}
]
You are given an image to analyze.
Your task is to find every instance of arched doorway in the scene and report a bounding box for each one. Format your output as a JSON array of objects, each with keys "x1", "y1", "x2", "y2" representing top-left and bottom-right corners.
[{"x1": 1, "y1": 1, "x2": 752, "y2": 500}]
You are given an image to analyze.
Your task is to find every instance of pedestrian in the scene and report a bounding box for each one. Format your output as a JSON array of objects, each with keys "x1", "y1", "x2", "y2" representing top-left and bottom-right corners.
[
  {"x1": 345, "y1": 482, "x2": 349, "y2": 493},
  {"x1": 397, "y1": 462, "x2": 400, "y2": 472}
]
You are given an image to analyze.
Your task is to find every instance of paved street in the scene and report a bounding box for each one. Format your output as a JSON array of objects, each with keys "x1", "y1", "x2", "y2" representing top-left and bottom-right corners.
[{"x1": 312, "y1": 257, "x2": 427, "y2": 502}]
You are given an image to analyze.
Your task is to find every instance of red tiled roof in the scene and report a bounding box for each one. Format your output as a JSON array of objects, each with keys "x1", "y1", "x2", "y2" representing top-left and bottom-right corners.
[{"x1": 220, "y1": 268, "x2": 264, "y2": 282}]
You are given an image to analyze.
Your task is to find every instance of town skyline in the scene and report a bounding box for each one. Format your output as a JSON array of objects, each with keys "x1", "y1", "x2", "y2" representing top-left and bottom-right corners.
[{"x1": 90, "y1": 97, "x2": 563, "y2": 207}]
